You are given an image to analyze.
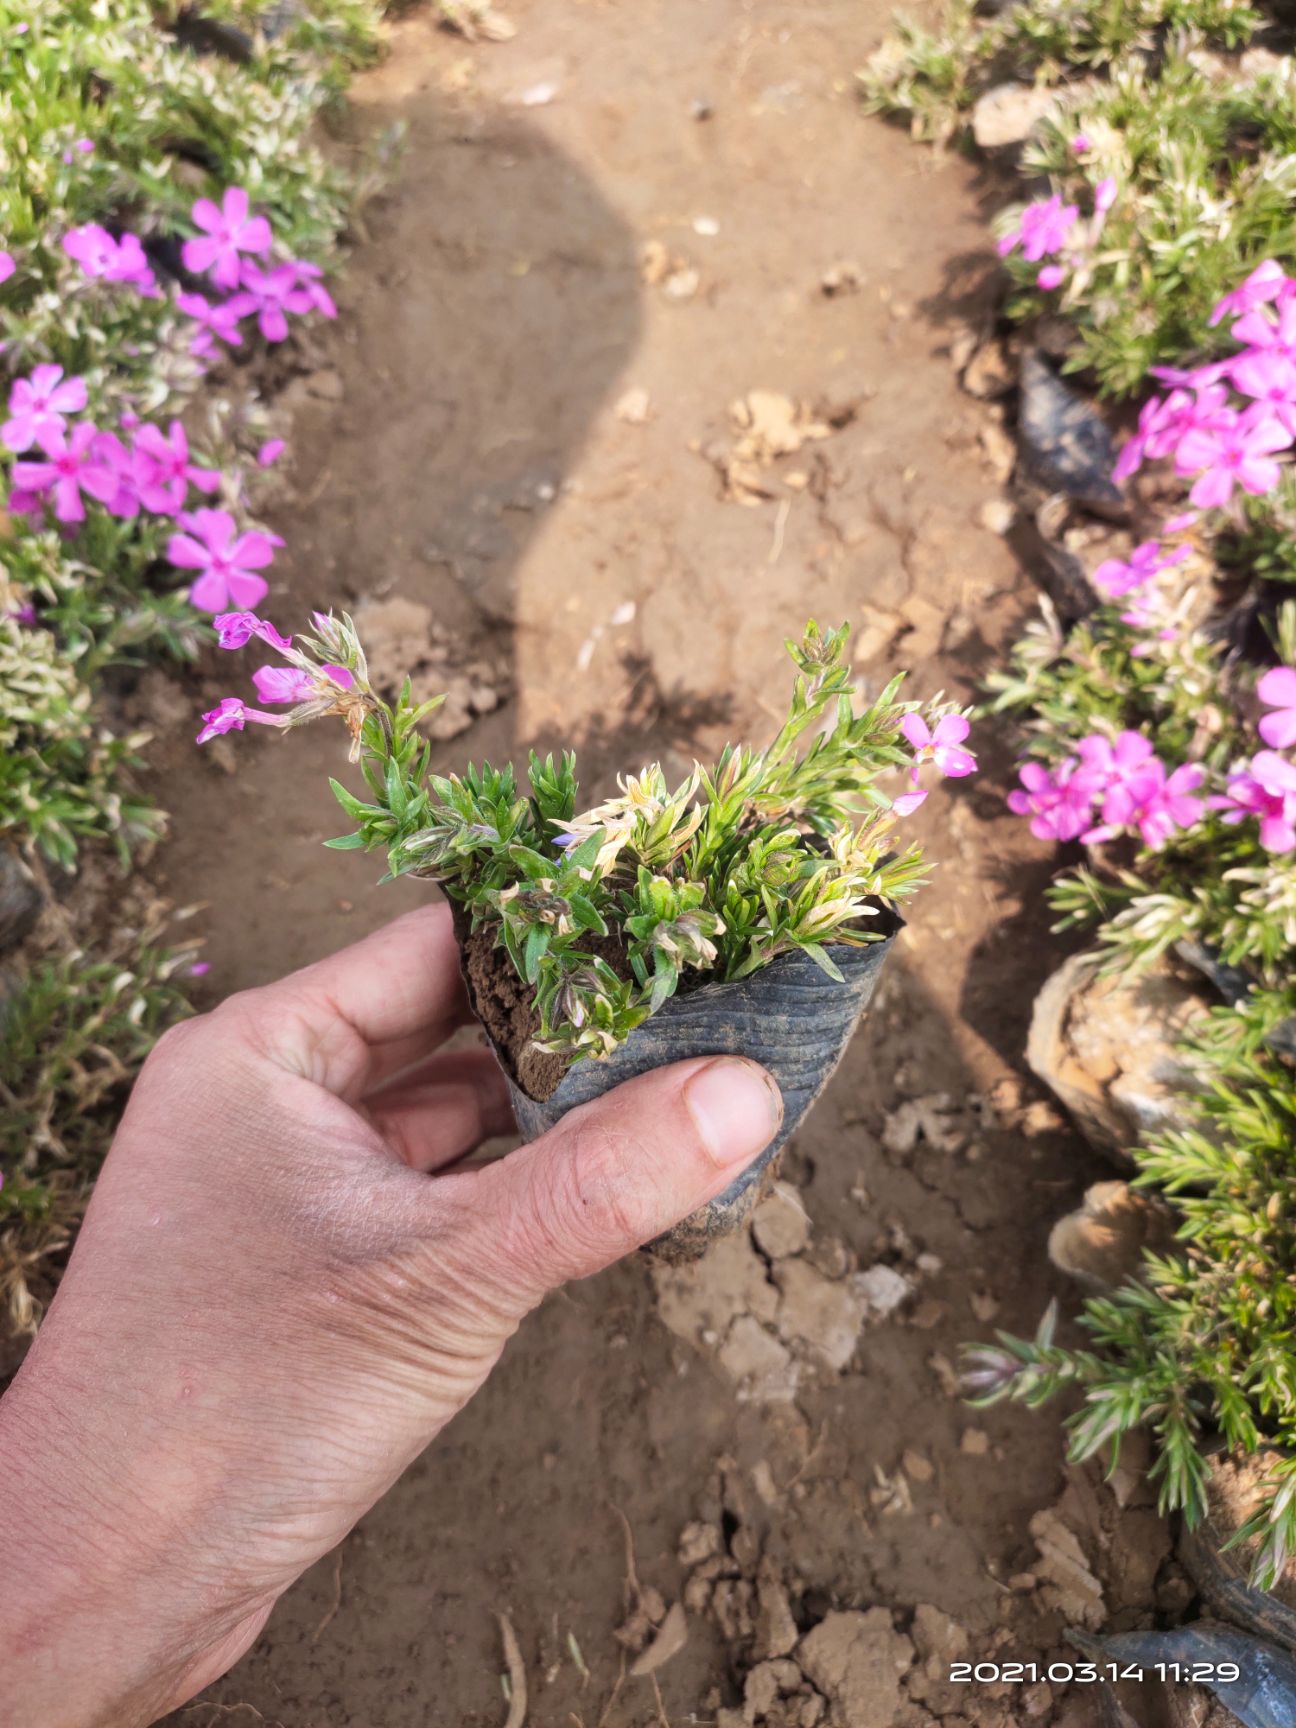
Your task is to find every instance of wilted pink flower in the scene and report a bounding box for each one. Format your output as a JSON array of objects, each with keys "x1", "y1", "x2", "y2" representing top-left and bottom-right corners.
[
  {"x1": 196, "y1": 696, "x2": 284, "y2": 745},
  {"x1": 1037, "y1": 264, "x2": 1066, "y2": 291},
  {"x1": 1007, "y1": 758, "x2": 1094, "y2": 841},
  {"x1": 900, "y1": 712, "x2": 977, "y2": 778},
  {"x1": 1092, "y1": 539, "x2": 1188, "y2": 598},
  {"x1": 182, "y1": 187, "x2": 273, "y2": 291},
  {"x1": 1093, "y1": 176, "x2": 1117, "y2": 215},
  {"x1": 132, "y1": 420, "x2": 221, "y2": 514},
  {"x1": 167, "y1": 508, "x2": 278, "y2": 612},
  {"x1": 1210, "y1": 259, "x2": 1287, "y2": 328},
  {"x1": 1176, "y1": 406, "x2": 1291, "y2": 508},
  {"x1": 1071, "y1": 133, "x2": 1092, "y2": 153},
  {"x1": 0, "y1": 252, "x2": 14, "y2": 286},
  {"x1": 998, "y1": 194, "x2": 1079, "y2": 263},
  {"x1": 11, "y1": 422, "x2": 121, "y2": 524},
  {"x1": 2, "y1": 365, "x2": 87, "y2": 453},
  {"x1": 176, "y1": 290, "x2": 246, "y2": 357},
  {"x1": 1120, "y1": 593, "x2": 1178, "y2": 656},
  {"x1": 251, "y1": 663, "x2": 353, "y2": 704},
  {"x1": 62, "y1": 138, "x2": 95, "y2": 163},
  {"x1": 1211, "y1": 751, "x2": 1296, "y2": 852},
  {"x1": 1257, "y1": 666, "x2": 1296, "y2": 749},
  {"x1": 257, "y1": 438, "x2": 285, "y2": 467},
  {"x1": 62, "y1": 224, "x2": 158, "y2": 294},
  {"x1": 892, "y1": 789, "x2": 927, "y2": 815},
  {"x1": 213, "y1": 610, "x2": 293, "y2": 651},
  {"x1": 188, "y1": 961, "x2": 210, "y2": 977}
]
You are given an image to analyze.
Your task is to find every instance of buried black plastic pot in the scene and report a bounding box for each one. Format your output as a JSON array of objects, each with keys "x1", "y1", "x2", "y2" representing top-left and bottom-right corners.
[{"x1": 499, "y1": 904, "x2": 902, "y2": 1264}]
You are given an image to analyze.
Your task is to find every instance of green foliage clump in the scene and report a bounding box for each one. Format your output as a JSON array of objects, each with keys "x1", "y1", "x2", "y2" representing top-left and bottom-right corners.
[{"x1": 248, "y1": 616, "x2": 938, "y2": 1062}]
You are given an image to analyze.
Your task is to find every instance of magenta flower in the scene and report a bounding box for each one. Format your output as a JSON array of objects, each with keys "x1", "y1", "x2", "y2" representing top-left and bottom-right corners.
[
  {"x1": 1113, "y1": 384, "x2": 1231, "y2": 484},
  {"x1": 257, "y1": 437, "x2": 286, "y2": 467},
  {"x1": 1257, "y1": 667, "x2": 1296, "y2": 749},
  {"x1": 1093, "y1": 538, "x2": 1189, "y2": 599},
  {"x1": 1231, "y1": 348, "x2": 1296, "y2": 422},
  {"x1": 228, "y1": 262, "x2": 309, "y2": 342},
  {"x1": 196, "y1": 696, "x2": 285, "y2": 745},
  {"x1": 11, "y1": 423, "x2": 121, "y2": 524},
  {"x1": 167, "y1": 508, "x2": 278, "y2": 612},
  {"x1": 1233, "y1": 298, "x2": 1296, "y2": 361},
  {"x1": 1037, "y1": 264, "x2": 1066, "y2": 292},
  {"x1": 1093, "y1": 176, "x2": 1117, "y2": 215},
  {"x1": 1007, "y1": 759, "x2": 1094, "y2": 842},
  {"x1": 998, "y1": 194, "x2": 1079, "y2": 264},
  {"x1": 1211, "y1": 260, "x2": 1287, "y2": 329},
  {"x1": 62, "y1": 225, "x2": 158, "y2": 294},
  {"x1": 892, "y1": 788, "x2": 928, "y2": 816},
  {"x1": 0, "y1": 251, "x2": 13, "y2": 286},
  {"x1": 213, "y1": 610, "x2": 293, "y2": 651},
  {"x1": 251, "y1": 663, "x2": 353, "y2": 704},
  {"x1": 900, "y1": 712, "x2": 977, "y2": 778},
  {"x1": 132, "y1": 420, "x2": 221, "y2": 514},
  {"x1": 182, "y1": 187, "x2": 273, "y2": 291},
  {"x1": 1176, "y1": 406, "x2": 1291, "y2": 508},
  {"x1": 1074, "y1": 732, "x2": 1163, "y2": 838},
  {"x1": 176, "y1": 290, "x2": 247, "y2": 357},
  {"x1": 1136, "y1": 763, "x2": 1205, "y2": 849},
  {"x1": 1071, "y1": 133, "x2": 1092, "y2": 153},
  {"x1": 2, "y1": 364, "x2": 87, "y2": 453},
  {"x1": 285, "y1": 259, "x2": 338, "y2": 320},
  {"x1": 1211, "y1": 751, "x2": 1296, "y2": 852},
  {"x1": 82, "y1": 431, "x2": 141, "y2": 519}
]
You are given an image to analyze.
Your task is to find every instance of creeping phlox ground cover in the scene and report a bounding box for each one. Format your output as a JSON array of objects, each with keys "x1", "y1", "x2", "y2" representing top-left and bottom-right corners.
[
  {"x1": 0, "y1": 1, "x2": 387, "y2": 1330},
  {"x1": 983, "y1": 260, "x2": 1296, "y2": 1583},
  {"x1": 198, "y1": 616, "x2": 975, "y2": 1059}
]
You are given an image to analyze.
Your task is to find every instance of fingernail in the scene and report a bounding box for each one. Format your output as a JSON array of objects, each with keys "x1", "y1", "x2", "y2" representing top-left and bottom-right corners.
[{"x1": 684, "y1": 1058, "x2": 783, "y2": 1170}]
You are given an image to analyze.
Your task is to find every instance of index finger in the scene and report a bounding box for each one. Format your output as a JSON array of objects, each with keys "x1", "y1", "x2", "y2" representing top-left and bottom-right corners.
[{"x1": 238, "y1": 900, "x2": 477, "y2": 1097}]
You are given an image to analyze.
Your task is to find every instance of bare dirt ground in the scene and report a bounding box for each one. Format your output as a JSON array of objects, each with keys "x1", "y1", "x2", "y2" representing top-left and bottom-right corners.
[{"x1": 156, "y1": 3, "x2": 1178, "y2": 1723}]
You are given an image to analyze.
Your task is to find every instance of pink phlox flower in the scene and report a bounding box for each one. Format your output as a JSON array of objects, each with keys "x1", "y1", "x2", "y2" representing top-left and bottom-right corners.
[
  {"x1": 11, "y1": 421, "x2": 121, "y2": 524},
  {"x1": 83, "y1": 431, "x2": 141, "y2": 519},
  {"x1": 226, "y1": 261, "x2": 303, "y2": 343},
  {"x1": 2, "y1": 364, "x2": 87, "y2": 453},
  {"x1": 1231, "y1": 347, "x2": 1296, "y2": 429},
  {"x1": 1149, "y1": 360, "x2": 1232, "y2": 391},
  {"x1": 1074, "y1": 731, "x2": 1161, "y2": 828},
  {"x1": 0, "y1": 251, "x2": 14, "y2": 286},
  {"x1": 213, "y1": 610, "x2": 293, "y2": 651},
  {"x1": 132, "y1": 420, "x2": 221, "y2": 514},
  {"x1": 62, "y1": 224, "x2": 158, "y2": 294},
  {"x1": 182, "y1": 187, "x2": 273, "y2": 291},
  {"x1": 1037, "y1": 263, "x2": 1066, "y2": 292},
  {"x1": 176, "y1": 290, "x2": 247, "y2": 357},
  {"x1": 1007, "y1": 758, "x2": 1094, "y2": 842},
  {"x1": 997, "y1": 194, "x2": 1079, "y2": 263},
  {"x1": 1162, "y1": 510, "x2": 1199, "y2": 535},
  {"x1": 1092, "y1": 539, "x2": 1189, "y2": 599},
  {"x1": 1257, "y1": 665, "x2": 1296, "y2": 749},
  {"x1": 257, "y1": 437, "x2": 285, "y2": 467},
  {"x1": 1135, "y1": 762, "x2": 1206, "y2": 848},
  {"x1": 1113, "y1": 384, "x2": 1230, "y2": 484},
  {"x1": 1175, "y1": 404, "x2": 1292, "y2": 508},
  {"x1": 283, "y1": 259, "x2": 337, "y2": 319},
  {"x1": 1210, "y1": 259, "x2": 1286, "y2": 328},
  {"x1": 167, "y1": 507, "x2": 277, "y2": 612},
  {"x1": 1233, "y1": 298, "x2": 1296, "y2": 361},
  {"x1": 899, "y1": 711, "x2": 977, "y2": 778},
  {"x1": 1210, "y1": 751, "x2": 1296, "y2": 852},
  {"x1": 251, "y1": 662, "x2": 353, "y2": 704},
  {"x1": 195, "y1": 695, "x2": 284, "y2": 745}
]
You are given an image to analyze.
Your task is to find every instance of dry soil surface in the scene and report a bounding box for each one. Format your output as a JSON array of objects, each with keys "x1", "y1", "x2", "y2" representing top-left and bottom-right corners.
[{"x1": 158, "y1": 3, "x2": 1181, "y2": 1724}]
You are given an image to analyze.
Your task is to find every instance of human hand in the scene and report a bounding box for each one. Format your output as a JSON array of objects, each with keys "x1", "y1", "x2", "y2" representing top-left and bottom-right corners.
[{"x1": 0, "y1": 903, "x2": 782, "y2": 1728}]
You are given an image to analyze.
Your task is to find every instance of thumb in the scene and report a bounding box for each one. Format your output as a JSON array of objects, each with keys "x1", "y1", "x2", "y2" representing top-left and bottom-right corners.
[{"x1": 470, "y1": 1056, "x2": 783, "y2": 1301}]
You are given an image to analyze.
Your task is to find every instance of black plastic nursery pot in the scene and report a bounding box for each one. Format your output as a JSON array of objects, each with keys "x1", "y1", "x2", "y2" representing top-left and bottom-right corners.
[{"x1": 457, "y1": 903, "x2": 903, "y2": 1264}]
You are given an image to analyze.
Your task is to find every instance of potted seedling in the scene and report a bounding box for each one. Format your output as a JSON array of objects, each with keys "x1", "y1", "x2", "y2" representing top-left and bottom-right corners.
[{"x1": 199, "y1": 613, "x2": 975, "y2": 1259}]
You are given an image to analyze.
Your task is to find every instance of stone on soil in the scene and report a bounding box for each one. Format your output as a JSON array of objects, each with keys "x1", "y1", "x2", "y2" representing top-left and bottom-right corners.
[
  {"x1": 775, "y1": 1259, "x2": 866, "y2": 1371},
  {"x1": 797, "y1": 1609, "x2": 914, "y2": 1728},
  {"x1": 971, "y1": 82, "x2": 1065, "y2": 149},
  {"x1": 751, "y1": 1187, "x2": 812, "y2": 1260}
]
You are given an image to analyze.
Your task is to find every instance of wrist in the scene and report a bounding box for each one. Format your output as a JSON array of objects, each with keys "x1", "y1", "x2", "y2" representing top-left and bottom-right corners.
[{"x1": 0, "y1": 1357, "x2": 266, "y2": 1727}]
